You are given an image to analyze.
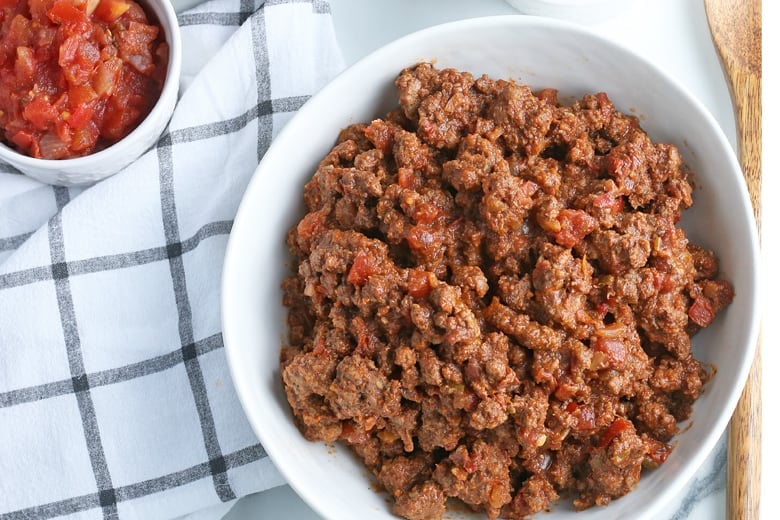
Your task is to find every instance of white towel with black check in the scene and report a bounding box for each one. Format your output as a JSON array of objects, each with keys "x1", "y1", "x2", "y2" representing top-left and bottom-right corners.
[{"x1": 0, "y1": 0, "x2": 343, "y2": 518}]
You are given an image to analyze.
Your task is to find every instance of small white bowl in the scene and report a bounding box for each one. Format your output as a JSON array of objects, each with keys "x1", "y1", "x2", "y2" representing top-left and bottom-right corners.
[
  {"x1": 504, "y1": 0, "x2": 639, "y2": 24},
  {"x1": 0, "y1": 0, "x2": 181, "y2": 186},
  {"x1": 222, "y1": 15, "x2": 759, "y2": 520}
]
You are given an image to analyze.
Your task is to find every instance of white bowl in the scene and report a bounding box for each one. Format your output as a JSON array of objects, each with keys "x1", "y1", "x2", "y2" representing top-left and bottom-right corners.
[
  {"x1": 222, "y1": 16, "x2": 759, "y2": 520},
  {"x1": 503, "y1": 0, "x2": 639, "y2": 24},
  {"x1": 0, "y1": 0, "x2": 182, "y2": 186}
]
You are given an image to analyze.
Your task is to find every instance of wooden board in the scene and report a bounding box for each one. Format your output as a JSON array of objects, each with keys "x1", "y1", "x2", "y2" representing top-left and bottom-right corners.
[{"x1": 704, "y1": 0, "x2": 762, "y2": 518}]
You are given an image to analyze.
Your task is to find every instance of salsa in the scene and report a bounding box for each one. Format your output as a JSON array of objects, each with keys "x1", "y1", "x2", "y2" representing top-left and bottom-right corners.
[
  {"x1": 280, "y1": 64, "x2": 735, "y2": 519},
  {"x1": 0, "y1": 0, "x2": 168, "y2": 159}
]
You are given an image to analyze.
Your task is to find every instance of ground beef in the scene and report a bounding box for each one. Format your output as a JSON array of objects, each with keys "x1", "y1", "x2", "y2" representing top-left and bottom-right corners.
[{"x1": 280, "y1": 63, "x2": 734, "y2": 519}]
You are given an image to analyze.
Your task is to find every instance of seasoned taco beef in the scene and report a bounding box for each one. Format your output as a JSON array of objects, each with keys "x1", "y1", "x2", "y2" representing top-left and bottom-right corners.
[{"x1": 280, "y1": 63, "x2": 733, "y2": 519}]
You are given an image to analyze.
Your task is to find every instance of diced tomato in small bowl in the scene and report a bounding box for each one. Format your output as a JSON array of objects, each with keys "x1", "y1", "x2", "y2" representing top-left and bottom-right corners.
[{"x1": 0, "y1": 0, "x2": 181, "y2": 185}]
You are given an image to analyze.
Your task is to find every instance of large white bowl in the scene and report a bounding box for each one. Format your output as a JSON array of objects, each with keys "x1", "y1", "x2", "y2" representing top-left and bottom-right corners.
[
  {"x1": 222, "y1": 16, "x2": 759, "y2": 520},
  {"x1": 503, "y1": 0, "x2": 639, "y2": 24}
]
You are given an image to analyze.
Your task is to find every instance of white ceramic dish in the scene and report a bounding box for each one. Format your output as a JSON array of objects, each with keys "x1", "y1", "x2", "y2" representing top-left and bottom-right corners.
[
  {"x1": 0, "y1": 0, "x2": 182, "y2": 186},
  {"x1": 503, "y1": 0, "x2": 639, "y2": 24},
  {"x1": 222, "y1": 16, "x2": 759, "y2": 520}
]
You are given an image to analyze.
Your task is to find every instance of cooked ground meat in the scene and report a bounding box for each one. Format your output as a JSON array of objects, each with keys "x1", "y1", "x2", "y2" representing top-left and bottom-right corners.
[{"x1": 280, "y1": 63, "x2": 734, "y2": 519}]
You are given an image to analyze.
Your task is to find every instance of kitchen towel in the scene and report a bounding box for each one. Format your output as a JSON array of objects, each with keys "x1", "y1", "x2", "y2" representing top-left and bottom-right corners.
[{"x1": 0, "y1": 0, "x2": 344, "y2": 518}]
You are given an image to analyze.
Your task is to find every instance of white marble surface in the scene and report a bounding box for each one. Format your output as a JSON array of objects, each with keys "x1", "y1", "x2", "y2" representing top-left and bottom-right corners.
[
  {"x1": 220, "y1": 0, "x2": 741, "y2": 518},
  {"x1": 165, "y1": 0, "x2": 780, "y2": 516}
]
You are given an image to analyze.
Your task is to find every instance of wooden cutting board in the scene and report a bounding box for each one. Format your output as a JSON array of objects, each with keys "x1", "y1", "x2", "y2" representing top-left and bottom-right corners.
[{"x1": 703, "y1": 0, "x2": 761, "y2": 518}]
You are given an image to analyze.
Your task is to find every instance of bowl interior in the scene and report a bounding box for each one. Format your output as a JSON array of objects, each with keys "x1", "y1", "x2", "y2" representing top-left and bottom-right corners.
[{"x1": 222, "y1": 16, "x2": 759, "y2": 520}]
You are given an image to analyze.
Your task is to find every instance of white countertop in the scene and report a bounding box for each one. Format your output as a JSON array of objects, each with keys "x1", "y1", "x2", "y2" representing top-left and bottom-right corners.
[
  {"x1": 163, "y1": 0, "x2": 780, "y2": 520},
  {"x1": 222, "y1": 0, "x2": 753, "y2": 517}
]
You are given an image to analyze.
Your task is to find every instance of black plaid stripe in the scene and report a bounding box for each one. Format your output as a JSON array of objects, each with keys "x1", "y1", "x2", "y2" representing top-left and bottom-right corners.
[
  {"x1": 158, "y1": 140, "x2": 236, "y2": 501},
  {"x1": 0, "y1": 333, "x2": 225, "y2": 408},
  {"x1": 0, "y1": 220, "x2": 232, "y2": 290},
  {"x1": 177, "y1": 0, "x2": 329, "y2": 26},
  {"x1": 0, "y1": 444, "x2": 267, "y2": 520},
  {"x1": 164, "y1": 96, "x2": 309, "y2": 146},
  {"x1": 0, "y1": 265, "x2": 52, "y2": 289},
  {"x1": 250, "y1": 8, "x2": 273, "y2": 163},
  {"x1": 178, "y1": 12, "x2": 251, "y2": 26},
  {"x1": 266, "y1": 0, "x2": 331, "y2": 13},
  {"x1": 0, "y1": 159, "x2": 23, "y2": 175},
  {"x1": 0, "y1": 231, "x2": 33, "y2": 251},
  {"x1": 48, "y1": 187, "x2": 118, "y2": 519},
  {"x1": 240, "y1": 0, "x2": 254, "y2": 24}
]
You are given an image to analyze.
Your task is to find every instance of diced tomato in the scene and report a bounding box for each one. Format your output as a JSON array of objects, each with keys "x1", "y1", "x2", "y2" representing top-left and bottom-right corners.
[
  {"x1": 296, "y1": 211, "x2": 326, "y2": 247},
  {"x1": 8, "y1": 14, "x2": 34, "y2": 47},
  {"x1": 407, "y1": 269, "x2": 431, "y2": 299},
  {"x1": 552, "y1": 209, "x2": 597, "y2": 248},
  {"x1": 352, "y1": 316, "x2": 375, "y2": 356},
  {"x1": 11, "y1": 129, "x2": 34, "y2": 149},
  {"x1": 101, "y1": 99, "x2": 140, "y2": 141},
  {"x1": 93, "y1": 0, "x2": 130, "y2": 23},
  {"x1": 311, "y1": 333, "x2": 329, "y2": 356},
  {"x1": 397, "y1": 167, "x2": 415, "y2": 189},
  {"x1": 68, "y1": 84, "x2": 97, "y2": 106},
  {"x1": 536, "y1": 88, "x2": 558, "y2": 106},
  {"x1": 688, "y1": 296, "x2": 715, "y2": 327},
  {"x1": 85, "y1": 0, "x2": 99, "y2": 14},
  {"x1": 152, "y1": 42, "x2": 168, "y2": 82},
  {"x1": 59, "y1": 35, "x2": 100, "y2": 85},
  {"x1": 38, "y1": 131, "x2": 69, "y2": 159},
  {"x1": 650, "y1": 270, "x2": 675, "y2": 293},
  {"x1": 592, "y1": 336, "x2": 627, "y2": 369},
  {"x1": 58, "y1": 34, "x2": 78, "y2": 64},
  {"x1": 565, "y1": 402, "x2": 578, "y2": 413},
  {"x1": 413, "y1": 202, "x2": 442, "y2": 224},
  {"x1": 54, "y1": 118, "x2": 72, "y2": 143},
  {"x1": 52, "y1": 92, "x2": 68, "y2": 112},
  {"x1": 66, "y1": 102, "x2": 95, "y2": 130},
  {"x1": 70, "y1": 119, "x2": 99, "y2": 151},
  {"x1": 364, "y1": 119, "x2": 394, "y2": 154},
  {"x1": 598, "y1": 417, "x2": 632, "y2": 448},
  {"x1": 347, "y1": 254, "x2": 375, "y2": 287},
  {"x1": 29, "y1": 0, "x2": 56, "y2": 20},
  {"x1": 339, "y1": 421, "x2": 355, "y2": 439},
  {"x1": 592, "y1": 190, "x2": 624, "y2": 213},
  {"x1": 34, "y1": 26, "x2": 57, "y2": 52},
  {"x1": 702, "y1": 279, "x2": 735, "y2": 311},
  {"x1": 76, "y1": 38, "x2": 100, "y2": 71},
  {"x1": 574, "y1": 405, "x2": 596, "y2": 432},
  {"x1": 48, "y1": 0, "x2": 88, "y2": 26},
  {"x1": 15, "y1": 46, "x2": 36, "y2": 84},
  {"x1": 644, "y1": 438, "x2": 672, "y2": 467},
  {"x1": 555, "y1": 382, "x2": 577, "y2": 401},
  {"x1": 115, "y1": 21, "x2": 158, "y2": 74},
  {"x1": 23, "y1": 96, "x2": 59, "y2": 130},
  {"x1": 92, "y1": 57, "x2": 122, "y2": 96},
  {"x1": 406, "y1": 225, "x2": 437, "y2": 254}
]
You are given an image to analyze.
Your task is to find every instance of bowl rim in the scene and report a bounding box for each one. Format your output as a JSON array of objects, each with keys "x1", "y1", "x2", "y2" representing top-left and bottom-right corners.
[
  {"x1": 0, "y1": 0, "x2": 182, "y2": 168},
  {"x1": 222, "y1": 13, "x2": 760, "y2": 520}
]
